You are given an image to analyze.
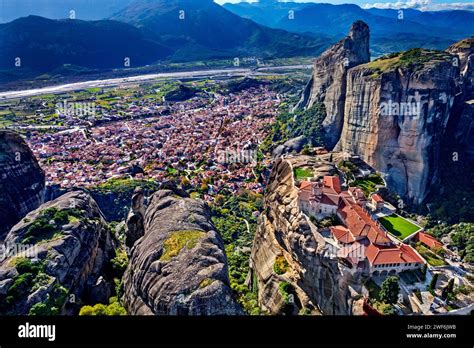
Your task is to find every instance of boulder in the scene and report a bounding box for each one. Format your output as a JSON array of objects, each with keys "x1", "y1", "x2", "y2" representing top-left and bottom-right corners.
[
  {"x1": 0, "y1": 191, "x2": 117, "y2": 314},
  {"x1": 123, "y1": 188, "x2": 243, "y2": 315}
]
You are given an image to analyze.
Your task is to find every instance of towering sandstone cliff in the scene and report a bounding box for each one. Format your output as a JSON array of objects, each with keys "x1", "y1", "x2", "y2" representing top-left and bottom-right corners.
[
  {"x1": 0, "y1": 130, "x2": 45, "y2": 239},
  {"x1": 250, "y1": 155, "x2": 361, "y2": 315},
  {"x1": 123, "y1": 187, "x2": 243, "y2": 315},
  {"x1": 446, "y1": 38, "x2": 474, "y2": 161},
  {"x1": 336, "y1": 49, "x2": 460, "y2": 204},
  {"x1": 298, "y1": 21, "x2": 370, "y2": 149},
  {"x1": 300, "y1": 21, "x2": 473, "y2": 204}
]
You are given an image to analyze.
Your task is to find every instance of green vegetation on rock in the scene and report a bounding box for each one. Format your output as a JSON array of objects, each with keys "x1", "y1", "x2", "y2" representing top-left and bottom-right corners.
[
  {"x1": 0, "y1": 257, "x2": 68, "y2": 315},
  {"x1": 366, "y1": 48, "x2": 452, "y2": 77},
  {"x1": 93, "y1": 178, "x2": 159, "y2": 194},
  {"x1": 160, "y1": 230, "x2": 205, "y2": 262},
  {"x1": 29, "y1": 283, "x2": 68, "y2": 315},
  {"x1": 22, "y1": 207, "x2": 84, "y2": 244},
  {"x1": 294, "y1": 167, "x2": 313, "y2": 181},
  {"x1": 199, "y1": 278, "x2": 215, "y2": 289},
  {"x1": 377, "y1": 302, "x2": 397, "y2": 315},
  {"x1": 273, "y1": 255, "x2": 290, "y2": 275},
  {"x1": 211, "y1": 190, "x2": 263, "y2": 315},
  {"x1": 111, "y1": 249, "x2": 129, "y2": 276},
  {"x1": 79, "y1": 297, "x2": 127, "y2": 316},
  {"x1": 278, "y1": 282, "x2": 292, "y2": 302},
  {"x1": 261, "y1": 103, "x2": 326, "y2": 152},
  {"x1": 350, "y1": 173, "x2": 384, "y2": 196},
  {"x1": 278, "y1": 281, "x2": 296, "y2": 315},
  {"x1": 427, "y1": 223, "x2": 473, "y2": 263},
  {"x1": 415, "y1": 243, "x2": 446, "y2": 266}
]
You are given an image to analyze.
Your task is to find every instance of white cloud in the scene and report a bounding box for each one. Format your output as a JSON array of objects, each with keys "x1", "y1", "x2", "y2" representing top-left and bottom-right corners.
[{"x1": 363, "y1": 0, "x2": 474, "y2": 11}]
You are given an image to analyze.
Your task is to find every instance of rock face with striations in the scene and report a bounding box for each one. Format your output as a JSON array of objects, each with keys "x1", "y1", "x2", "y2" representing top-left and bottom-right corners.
[
  {"x1": 122, "y1": 188, "x2": 243, "y2": 315},
  {"x1": 335, "y1": 49, "x2": 460, "y2": 203},
  {"x1": 297, "y1": 21, "x2": 370, "y2": 149},
  {"x1": 0, "y1": 130, "x2": 45, "y2": 240},
  {"x1": 446, "y1": 38, "x2": 474, "y2": 161},
  {"x1": 125, "y1": 187, "x2": 146, "y2": 249},
  {"x1": 0, "y1": 191, "x2": 117, "y2": 315},
  {"x1": 447, "y1": 37, "x2": 474, "y2": 97},
  {"x1": 250, "y1": 155, "x2": 360, "y2": 315}
]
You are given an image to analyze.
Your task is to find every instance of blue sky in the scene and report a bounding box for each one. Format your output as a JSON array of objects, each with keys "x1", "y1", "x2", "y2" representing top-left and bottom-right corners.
[{"x1": 215, "y1": 0, "x2": 474, "y2": 11}]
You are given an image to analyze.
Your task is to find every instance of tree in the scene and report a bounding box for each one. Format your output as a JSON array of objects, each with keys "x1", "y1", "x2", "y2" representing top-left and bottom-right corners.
[
  {"x1": 442, "y1": 278, "x2": 455, "y2": 300},
  {"x1": 379, "y1": 303, "x2": 397, "y2": 316},
  {"x1": 301, "y1": 144, "x2": 312, "y2": 155},
  {"x1": 379, "y1": 276, "x2": 400, "y2": 304},
  {"x1": 429, "y1": 273, "x2": 439, "y2": 291},
  {"x1": 180, "y1": 177, "x2": 190, "y2": 188},
  {"x1": 421, "y1": 263, "x2": 428, "y2": 281},
  {"x1": 79, "y1": 304, "x2": 106, "y2": 316},
  {"x1": 214, "y1": 194, "x2": 225, "y2": 206}
]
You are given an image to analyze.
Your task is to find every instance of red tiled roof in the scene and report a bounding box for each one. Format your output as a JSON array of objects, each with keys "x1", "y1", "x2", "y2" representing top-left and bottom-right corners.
[
  {"x1": 299, "y1": 189, "x2": 312, "y2": 202},
  {"x1": 338, "y1": 242, "x2": 367, "y2": 264},
  {"x1": 300, "y1": 181, "x2": 312, "y2": 192},
  {"x1": 366, "y1": 243, "x2": 424, "y2": 266},
  {"x1": 331, "y1": 226, "x2": 355, "y2": 244},
  {"x1": 416, "y1": 232, "x2": 443, "y2": 250},
  {"x1": 337, "y1": 198, "x2": 391, "y2": 245},
  {"x1": 350, "y1": 187, "x2": 366, "y2": 200},
  {"x1": 320, "y1": 193, "x2": 340, "y2": 206},
  {"x1": 323, "y1": 176, "x2": 341, "y2": 194},
  {"x1": 298, "y1": 180, "x2": 340, "y2": 206},
  {"x1": 371, "y1": 194, "x2": 384, "y2": 203}
]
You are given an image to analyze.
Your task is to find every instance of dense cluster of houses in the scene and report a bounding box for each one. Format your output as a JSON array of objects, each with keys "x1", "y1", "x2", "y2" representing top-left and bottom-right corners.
[{"x1": 27, "y1": 86, "x2": 279, "y2": 200}]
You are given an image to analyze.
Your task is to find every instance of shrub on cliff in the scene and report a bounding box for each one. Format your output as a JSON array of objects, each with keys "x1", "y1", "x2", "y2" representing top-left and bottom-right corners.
[
  {"x1": 79, "y1": 297, "x2": 127, "y2": 316},
  {"x1": 273, "y1": 255, "x2": 289, "y2": 275}
]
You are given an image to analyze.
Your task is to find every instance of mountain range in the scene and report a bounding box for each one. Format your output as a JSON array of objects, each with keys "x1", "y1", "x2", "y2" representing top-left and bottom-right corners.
[
  {"x1": 110, "y1": 0, "x2": 328, "y2": 61},
  {"x1": 0, "y1": 0, "x2": 327, "y2": 80},
  {"x1": 224, "y1": 1, "x2": 474, "y2": 55},
  {"x1": 0, "y1": 15, "x2": 171, "y2": 71},
  {"x1": 0, "y1": 0, "x2": 473, "y2": 82},
  {"x1": 0, "y1": 0, "x2": 135, "y2": 23}
]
